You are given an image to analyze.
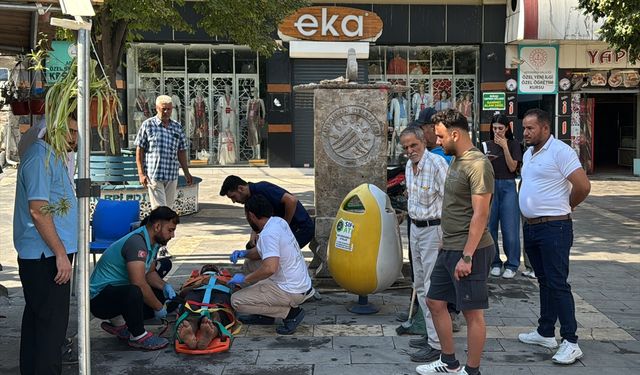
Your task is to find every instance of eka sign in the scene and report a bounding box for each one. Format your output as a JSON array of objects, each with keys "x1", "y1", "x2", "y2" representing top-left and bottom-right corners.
[{"x1": 278, "y1": 6, "x2": 383, "y2": 42}]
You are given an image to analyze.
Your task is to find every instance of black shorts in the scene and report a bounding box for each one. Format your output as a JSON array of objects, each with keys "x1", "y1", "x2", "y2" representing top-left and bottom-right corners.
[{"x1": 427, "y1": 245, "x2": 495, "y2": 311}]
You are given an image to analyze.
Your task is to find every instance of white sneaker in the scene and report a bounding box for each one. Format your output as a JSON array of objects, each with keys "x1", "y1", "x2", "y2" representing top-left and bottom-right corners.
[
  {"x1": 522, "y1": 269, "x2": 536, "y2": 279},
  {"x1": 552, "y1": 340, "x2": 583, "y2": 364},
  {"x1": 416, "y1": 358, "x2": 461, "y2": 374},
  {"x1": 302, "y1": 287, "x2": 317, "y2": 303},
  {"x1": 502, "y1": 269, "x2": 516, "y2": 279},
  {"x1": 518, "y1": 330, "x2": 558, "y2": 349},
  {"x1": 490, "y1": 267, "x2": 502, "y2": 277}
]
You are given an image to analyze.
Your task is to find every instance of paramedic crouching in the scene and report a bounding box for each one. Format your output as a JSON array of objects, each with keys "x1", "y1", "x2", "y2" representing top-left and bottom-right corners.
[
  {"x1": 89, "y1": 206, "x2": 180, "y2": 351},
  {"x1": 228, "y1": 195, "x2": 312, "y2": 335}
]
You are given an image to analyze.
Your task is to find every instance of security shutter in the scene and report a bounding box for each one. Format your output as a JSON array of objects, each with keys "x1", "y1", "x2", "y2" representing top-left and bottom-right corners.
[{"x1": 291, "y1": 59, "x2": 368, "y2": 167}]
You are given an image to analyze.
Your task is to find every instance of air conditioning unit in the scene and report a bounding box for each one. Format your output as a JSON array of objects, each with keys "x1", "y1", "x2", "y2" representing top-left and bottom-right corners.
[{"x1": 505, "y1": 0, "x2": 524, "y2": 43}]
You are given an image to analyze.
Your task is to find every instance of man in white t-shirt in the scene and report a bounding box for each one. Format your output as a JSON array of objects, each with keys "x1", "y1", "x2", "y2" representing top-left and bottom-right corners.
[
  {"x1": 227, "y1": 194, "x2": 312, "y2": 335},
  {"x1": 517, "y1": 109, "x2": 591, "y2": 365}
]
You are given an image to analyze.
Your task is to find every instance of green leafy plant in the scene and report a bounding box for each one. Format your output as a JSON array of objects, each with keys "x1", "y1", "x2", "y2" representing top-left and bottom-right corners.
[
  {"x1": 28, "y1": 36, "x2": 49, "y2": 94},
  {"x1": 45, "y1": 57, "x2": 121, "y2": 159}
]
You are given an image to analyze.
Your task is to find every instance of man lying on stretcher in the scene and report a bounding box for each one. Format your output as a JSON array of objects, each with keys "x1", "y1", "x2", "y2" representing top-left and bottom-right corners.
[{"x1": 175, "y1": 264, "x2": 235, "y2": 350}]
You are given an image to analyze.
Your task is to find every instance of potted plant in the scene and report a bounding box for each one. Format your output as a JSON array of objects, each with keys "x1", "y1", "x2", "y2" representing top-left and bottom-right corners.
[
  {"x1": 1, "y1": 73, "x2": 30, "y2": 116},
  {"x1": 46, "y1": 57, "x2": 121, "y2": 158},
  {"x1": 27, "y1": 36, "x2": 49, "y2": 115}
]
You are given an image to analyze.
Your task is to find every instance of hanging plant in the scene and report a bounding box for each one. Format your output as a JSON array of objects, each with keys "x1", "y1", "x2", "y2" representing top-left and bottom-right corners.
[
  {"x1": 45, "y1": 57, "x2": 121, "y2": 159},
  {"x1": 27, "y1": 35, "x2": 49, "y2": 115}
]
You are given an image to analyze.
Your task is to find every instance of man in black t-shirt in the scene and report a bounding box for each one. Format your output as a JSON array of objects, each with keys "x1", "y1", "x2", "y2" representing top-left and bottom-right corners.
[{"x1": 219, "y1": 175, "x2": 315, "y2": 249}]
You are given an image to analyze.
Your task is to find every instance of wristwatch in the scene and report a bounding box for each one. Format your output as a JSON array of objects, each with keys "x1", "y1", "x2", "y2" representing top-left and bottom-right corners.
[{"x1": 462, "y1": 254, "x2": 472, "y2": 264}]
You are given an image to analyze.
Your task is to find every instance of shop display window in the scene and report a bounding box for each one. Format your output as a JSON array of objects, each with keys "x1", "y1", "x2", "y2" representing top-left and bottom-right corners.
[
  {"x1": 235, "y1": 49, "x2": 258, "y2": 74},
  {"x1": 163, "y1": 48, "x2": 185, "y2": 72},
  {"x1": 138, "y1": 48, "x2": 161, "y2": 73},
  {"x1": 127, "y1": 45, "x2": 261, "y2": 166},
  {"x1": 369, "y1": 45, "x2": 478, "y2": 163},
  {"x1": 187, "y1": 48, "x2": 209, "y2": 74},
  {"x1": 431, "y1": 48, "x2": 453, "y2": 74},
  {"x1": 455, "y1": 48, "x2": 477, "y2": 75},
  {"x1": 211, "y1": 48, "x2": 233, "y2": 74}
]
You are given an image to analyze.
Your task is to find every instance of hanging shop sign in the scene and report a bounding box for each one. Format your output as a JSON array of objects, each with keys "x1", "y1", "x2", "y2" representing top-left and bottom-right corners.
[
  {"x1": 46, "y1": 41, "x2": 76, "y2": 83},
  {"x1": 518, "y1": 45, "x2": 558, "y2": 94},
  {"x1": 482, "y1": 92, "x2": 505, "y2": 111},
  {"x1": 278, "y1": 6, "x2": 383, "y2": 42}
]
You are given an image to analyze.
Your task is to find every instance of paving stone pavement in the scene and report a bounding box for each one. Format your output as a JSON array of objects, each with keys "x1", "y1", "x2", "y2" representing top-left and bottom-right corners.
[{"x1": 0, "y1": 167, "x2": 639, "y2": 374}]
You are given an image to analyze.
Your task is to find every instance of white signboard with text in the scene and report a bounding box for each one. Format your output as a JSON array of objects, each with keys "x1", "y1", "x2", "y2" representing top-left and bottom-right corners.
[{"x1": 518, "y1": 45, "x2": 558, "y2": 94}]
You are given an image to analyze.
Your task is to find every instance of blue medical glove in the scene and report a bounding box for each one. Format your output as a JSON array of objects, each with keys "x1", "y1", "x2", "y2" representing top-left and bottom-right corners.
[
  {"x1": 163, "y1": 283, "x2": 176, "y2": 300},
  {"x1": 230, "y1": 250, "x2": 248, "y2": 264},
  {"x1": 154, "y1": 306, "x2": 167, "y2": 319},
  {"x1": 228, "y1": 273, "x2": 246, "y2": 287}
]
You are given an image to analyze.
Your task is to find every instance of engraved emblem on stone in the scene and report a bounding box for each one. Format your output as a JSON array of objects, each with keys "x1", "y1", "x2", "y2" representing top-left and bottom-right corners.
[{"x1": 321, "y1": 106, "x2": 383, "y2": 167}]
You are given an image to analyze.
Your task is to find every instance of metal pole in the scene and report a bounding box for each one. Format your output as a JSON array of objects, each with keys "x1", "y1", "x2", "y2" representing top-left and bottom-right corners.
[{"x1": 77, "y1": 27, "x2": 92, "y2": 375}]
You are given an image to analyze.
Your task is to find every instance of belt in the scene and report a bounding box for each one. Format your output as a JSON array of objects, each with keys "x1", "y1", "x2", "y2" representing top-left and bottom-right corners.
[
  {"x1": 525, "y1": 214, "x2": 571, "y2": 225},
  {"x1": 412, "y1": 218, "x2": 441, "y2": 227},
  {"x1": 302, "y1": 287, "x2": 313, "y2": 296}
]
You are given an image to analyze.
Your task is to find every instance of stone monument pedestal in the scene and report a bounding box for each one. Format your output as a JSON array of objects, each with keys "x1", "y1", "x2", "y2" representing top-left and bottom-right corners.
[{"x1": 295, "y1": 82, "x2": 407, "y2": 277}]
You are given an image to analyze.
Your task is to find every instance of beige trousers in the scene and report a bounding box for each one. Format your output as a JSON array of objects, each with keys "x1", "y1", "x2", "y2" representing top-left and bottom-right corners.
[
  {"x1": 147, "y1": 179, "x2": 178, "y2": 209},
  {"x1": 230, "y1": 279, "x2": 305, "y2": 319}
]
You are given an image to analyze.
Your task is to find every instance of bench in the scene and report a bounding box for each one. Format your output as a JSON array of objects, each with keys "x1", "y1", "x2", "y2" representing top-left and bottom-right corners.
[
  {"x1": 88, "y1": 151, "x2": 202, "y2": 216},
  {"x1": 90, "y1": 153, "x2": 141, "y2": 186}
]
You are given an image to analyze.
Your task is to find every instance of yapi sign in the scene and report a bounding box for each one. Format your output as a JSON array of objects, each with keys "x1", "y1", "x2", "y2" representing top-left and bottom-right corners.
[{"x1": 278, "y1": 6, "x2": 383, "y2": 42}]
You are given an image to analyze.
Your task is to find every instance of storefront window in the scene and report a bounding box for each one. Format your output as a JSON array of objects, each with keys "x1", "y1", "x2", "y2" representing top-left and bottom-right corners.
[
  {"x1": 138, "y1": 48, "x2": 161, "y2": 73},
  {"x1": 455, "y1": 48, "x2": 476, "y2": 75},
  {"x1": 368, "y1": 46, "x2": 384, "y2": 81},
  {"x1": 163, "y1": 47, "x2": 185, "y2": 72},
  {"x1": 212, "y1": 48, "x2": 233, "y2": 74},
  {"x1": 127, "y1": 45, "x2": 260, "y2": 166},
  {"x1": 369, "y1": 45, "x2": 479, "y2": 163}
]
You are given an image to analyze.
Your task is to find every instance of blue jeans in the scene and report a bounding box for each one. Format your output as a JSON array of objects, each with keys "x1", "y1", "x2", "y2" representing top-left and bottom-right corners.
[
  {"x1": 489, "y1": 179, "x2": 521, "y2": 271},
  {"x1": 524, "y1": 219, "x2": 578, "y2": 343}
]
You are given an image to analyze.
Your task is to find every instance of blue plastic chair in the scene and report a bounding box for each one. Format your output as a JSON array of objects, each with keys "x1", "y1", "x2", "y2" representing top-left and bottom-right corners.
[{"x1": 90, "y1": 199, "x2": 141, "y2": 266}]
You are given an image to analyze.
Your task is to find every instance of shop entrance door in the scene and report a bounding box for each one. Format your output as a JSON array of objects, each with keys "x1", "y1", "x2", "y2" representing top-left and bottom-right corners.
[{"x1": 590, "y1": 94, "x2": 636, "y2": 172}]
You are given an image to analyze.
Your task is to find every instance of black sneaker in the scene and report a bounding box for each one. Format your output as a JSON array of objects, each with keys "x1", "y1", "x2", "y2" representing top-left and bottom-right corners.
[
  {"x1": 409, "y1": 335, "x2": 429, "y2": 349},
  {"x1": 238, "y1": 314, "x2": 276, "y2": 325},
  {"x1": 276, "y1": 308, "x2": 305, "y2": 335},
  {"x1": 409, "y1": 345, "x2": 442, "y2": 363}
]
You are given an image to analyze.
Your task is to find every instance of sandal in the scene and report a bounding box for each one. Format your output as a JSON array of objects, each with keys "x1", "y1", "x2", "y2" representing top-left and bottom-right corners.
[{"x1": 276, "y1": 308, "x2": 305, "y2": 335}]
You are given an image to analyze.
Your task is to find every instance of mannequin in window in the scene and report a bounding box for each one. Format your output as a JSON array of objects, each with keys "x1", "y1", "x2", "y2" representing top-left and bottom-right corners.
[
  {"x1": 412, "y1": 82, "x2": 432, "y2": 120},
  {"x1": 388, "y1": 92, "x2": 409, "y2": 157},
  {"x1": 434, "y1": 90, "x2": 452, "y2": 111},
  {"x1": 217, "y1": 85, "x2": 236, "y2": 165},
  {"x1": 245, "y1": 86, "x2": 265, "y2": 160},
  {"x1": 241, "y1": 62, "x2": 256, "y2": 73},
  {"x1": 387, "y1": 52, "x2": 407, "y2": 75},
  {"x1": 166, "y1": 84, "x2": 181, "y2": 123},
  {"x1": 457, "y1": 93, "x2": 473, "y2": 119},
  {"x1": 191, "y1": 86, "x2": 208, "y2": 156},
  {"x1": 134, "y1": 89, "x2": 152, "y2": 132}
]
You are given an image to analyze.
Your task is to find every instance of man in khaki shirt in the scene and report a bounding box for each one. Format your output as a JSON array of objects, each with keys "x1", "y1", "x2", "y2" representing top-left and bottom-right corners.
[{"x1": 416, "y1": 109, "x2": 494, "y2": 375}]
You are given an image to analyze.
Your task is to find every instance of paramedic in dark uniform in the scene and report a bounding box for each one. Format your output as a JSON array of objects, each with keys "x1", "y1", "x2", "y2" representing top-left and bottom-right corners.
[
  {"x1": 219, "y1": 175, "x2": 315, "y2": 249},
  {"x1": 89, "y1": 207, "x2": 180, "y2": 351}
]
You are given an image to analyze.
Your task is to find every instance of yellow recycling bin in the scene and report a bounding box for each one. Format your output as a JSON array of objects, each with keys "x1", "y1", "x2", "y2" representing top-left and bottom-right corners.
[{"x1": 328, "y1": 183, "x2": 403, "y2": 313}]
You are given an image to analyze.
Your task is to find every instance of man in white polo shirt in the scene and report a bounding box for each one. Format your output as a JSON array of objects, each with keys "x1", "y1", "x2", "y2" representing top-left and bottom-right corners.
[{"x1": 517, "y1": 108, "x2": 591, "y2": 365}]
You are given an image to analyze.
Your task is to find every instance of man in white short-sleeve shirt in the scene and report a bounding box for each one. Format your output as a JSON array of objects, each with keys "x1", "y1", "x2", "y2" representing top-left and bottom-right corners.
[
  {"x1": 228, "y1": 195, "x2": 312, "y2": 335},
  {"x1": 517, "y1": 109, "x2": 591, "y2": 366}
]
